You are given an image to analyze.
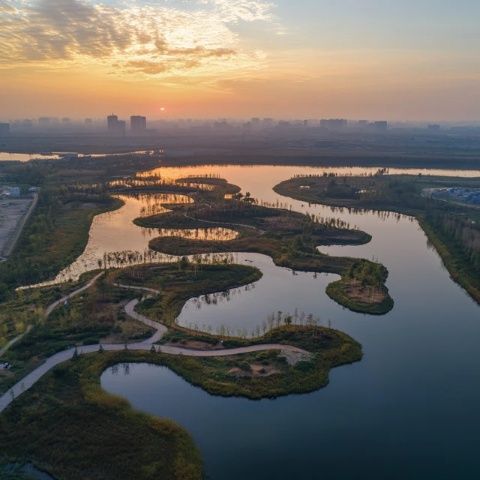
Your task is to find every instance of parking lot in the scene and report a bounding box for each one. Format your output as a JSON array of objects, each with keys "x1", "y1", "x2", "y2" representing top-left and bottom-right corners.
[{"x1": 0, "y1": 197, "x2": 35, "y2": 258}]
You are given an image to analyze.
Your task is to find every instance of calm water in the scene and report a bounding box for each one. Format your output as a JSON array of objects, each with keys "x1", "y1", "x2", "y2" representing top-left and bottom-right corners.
[
  {"x1": 0, "y1": 152, "x2": 62, "y2": 161},
  {"x1": 60, "y1": 164, "x2": 478, "y2": 479},
  {"x1": 0, "y1": 150, "x2": 159, "y2": 162},
  {"x1": 27, "y1": 193, "x2": 237, "y2": 287}
]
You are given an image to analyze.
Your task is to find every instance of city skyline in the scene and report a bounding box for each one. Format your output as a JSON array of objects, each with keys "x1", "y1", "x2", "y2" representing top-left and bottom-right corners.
[{"x1": 1, "y1": 0, "x2": 480, "y2": 121}]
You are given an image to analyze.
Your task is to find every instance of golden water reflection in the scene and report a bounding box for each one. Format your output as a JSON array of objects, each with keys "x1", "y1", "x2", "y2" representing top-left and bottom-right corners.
[{"x1": 23, "y1": 193, "x2": 237, "y2": 288}]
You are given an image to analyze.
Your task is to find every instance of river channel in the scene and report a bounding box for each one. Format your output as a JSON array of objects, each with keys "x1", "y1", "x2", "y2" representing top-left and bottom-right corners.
[{"x1": 96, "y1": 165, "x2": 480, "y2": 479}]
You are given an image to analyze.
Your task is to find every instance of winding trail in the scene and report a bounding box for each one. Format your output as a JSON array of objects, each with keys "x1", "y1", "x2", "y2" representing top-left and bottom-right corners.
[
  {"x1": 0, "y1": 274, "x2": 309, "y2": 413},
  {"x1": 0, "y1": 326, "x2": 32, "y2": 358},
  {"x1": 45, "y1": 272, "x2": 105, "y2": 317},
  {"x1": 0, "y1": 272, "x2": 105, "y2": 359}
]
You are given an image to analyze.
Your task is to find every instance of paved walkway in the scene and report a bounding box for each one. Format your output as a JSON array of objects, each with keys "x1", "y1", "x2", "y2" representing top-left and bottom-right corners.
[
  {"x1": 0, "y1": 272, "x2": 105, "y2": 359},
  {"x1": 0, "y1": 276, "x2": 309, "y2": 413},
  {"x1": 45, "y1": 272, "x2": 105, "y2": 317}
]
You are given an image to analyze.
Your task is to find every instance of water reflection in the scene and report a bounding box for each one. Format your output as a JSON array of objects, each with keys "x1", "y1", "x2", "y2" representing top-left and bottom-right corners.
[
  {"x1": 186, "y1": 280, "x2": 324, "y2": 338},
  {"x1": 0, "y1": 152, "x2": 62, "y2": 161},
  {"x1": 23, "y1": 193, "x2": 238, "y2": 288},
  {"x1": 94, "y1": 165, "x2": 480, "y2": 480},
  {"x1": 109, "y1": 176, "x2": 215, "y2": 193},
  {"x1": 150, "y1": 165, "x2": 479, "y2": 337},
  {"x1": 14, "y1": 162, "x2": 479, "y2": 478},
  {"x1": 0, "y1": 150, "x2": 162, "y2": 163},
  {"x1": 24, "y1": 165, "x2": 480, "y2": 334},
  {"x1": 176, "y1": 252, "x2": 343, "y2": 337}
]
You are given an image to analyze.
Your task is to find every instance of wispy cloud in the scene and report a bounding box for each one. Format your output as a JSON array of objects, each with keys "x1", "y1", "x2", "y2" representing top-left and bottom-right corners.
[
  {"x1": 0, "y1": 0, "x2": 276, "y2": 76},
  {"x1": 200, "y1": 0, "x2": 274, "y2": 22}
]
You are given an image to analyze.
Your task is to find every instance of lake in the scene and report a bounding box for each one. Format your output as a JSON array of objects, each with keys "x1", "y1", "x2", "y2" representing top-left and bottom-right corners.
[
  {"x1": 0, "y1": 150, "x2": 160, "y2": 162},
  {"x1": 53, "y1": 163, "x2": 479, "y2": 479}
]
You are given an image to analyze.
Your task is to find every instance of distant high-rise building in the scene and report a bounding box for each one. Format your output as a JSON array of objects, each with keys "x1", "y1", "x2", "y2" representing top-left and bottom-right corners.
[
  {"x1": 38, "y1": 117, "x2": 51, "y2": 127},
  {"x1": 130, "y1": 115, "x2": 147, "y2": 133},
  {"x1": 214, "y1": 120, "x2": 231, "y2": 130},
  {"x1": 428, "y1": 124, "x2": 441, "y2": 131},
  {"x1": 116, "y1": 120, "x2": 126, "y2": 136},
  {"x1": 0, "y1": 123, "x2": 10, "y2": 136},
  {"x1": 320, "y1": 118, "x2": 348, "y2": 129},
  {"x1": 372, "y1": 121, "x2": 388, "y2": 130},
  {"x1": 107, "y1": 114, "x2": 118, "y2": 130},
  {"x1": 84, "y1": 118, "x2": 93, "y2": 125},
  {"x1": 107, "y1": 114, "x2": 126, "y2": 136}
]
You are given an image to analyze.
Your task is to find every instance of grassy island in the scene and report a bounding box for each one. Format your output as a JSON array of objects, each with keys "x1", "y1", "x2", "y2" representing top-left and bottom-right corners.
[
  {"x1": 156, "y1": 325, "x2": 361, "y2": 398},
  {"x1": 0, "y1": 263, "x2": 262, "y2": 395},
  {"x1": 135, "y1": 176, "x2": 393, "y2": 314},
  {"x1": 1, "y1": 261, "x2": 362, "y2": 479},
  {"x1": 0, "y1": 317, "x2": 361, "y2": 479},
  {"x1": 325, "y1": 260, "x2": 393, "y2": 315},
  {"x1": 274, "y1": 174, "x2": 480, "y2": 304}
]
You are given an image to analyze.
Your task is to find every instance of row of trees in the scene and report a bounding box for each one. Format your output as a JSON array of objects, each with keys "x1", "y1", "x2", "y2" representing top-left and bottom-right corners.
[
  {"x1": 346, "y1": 260, "x2": 386, "y2": 287},
  {"x1": 425, "y1": 210, "x2": 480, "y2": 274},
  {"x1": 182, "y1": 309, "x2": 329, "y2": 339}
]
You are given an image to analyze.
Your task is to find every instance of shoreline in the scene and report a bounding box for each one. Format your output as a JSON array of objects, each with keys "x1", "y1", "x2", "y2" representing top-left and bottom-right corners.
[{"x1": 274, "y1": 176, "x2": 480, "y2": 305}]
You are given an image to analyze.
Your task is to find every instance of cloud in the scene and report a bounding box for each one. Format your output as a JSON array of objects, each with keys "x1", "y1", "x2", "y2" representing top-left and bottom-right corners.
[
  {"x1": 200, "y1": 0, "x2": 274, "y2": 22},
  {"x1": 124, "y1": 46, "x2": 236, "y2": 75},
  {"x1": 0, "y1": 0, "x2": 276, "y2": 76}
]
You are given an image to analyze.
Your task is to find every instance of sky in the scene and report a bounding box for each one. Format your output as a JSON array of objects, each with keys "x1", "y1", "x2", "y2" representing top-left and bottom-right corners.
[{"x1": 1, "y1": 0, "x2": 480, "y2": 121}]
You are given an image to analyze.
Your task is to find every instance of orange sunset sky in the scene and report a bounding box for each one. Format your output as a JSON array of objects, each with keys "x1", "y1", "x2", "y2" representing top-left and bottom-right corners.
[{"x1": 1, "y1": 0, "x2": 480, "y2": 121}]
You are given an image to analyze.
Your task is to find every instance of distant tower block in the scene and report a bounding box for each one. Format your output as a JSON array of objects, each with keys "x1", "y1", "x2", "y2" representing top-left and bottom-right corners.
[
  {"x1": 0, "y1": 123, "x2": 10, "y2": 136},
  {"x1": 107, "y1": 114, "x2": 126, "y2": 136},
  {"x1": 130, "y1": 115, "x2": 147, "y2": 133}
]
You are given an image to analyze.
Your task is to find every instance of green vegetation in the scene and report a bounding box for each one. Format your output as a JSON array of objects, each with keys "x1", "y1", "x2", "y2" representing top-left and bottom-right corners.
[
  {"x1": 0, "y1": 189, "x2": 120, "y2": 297},
  {"x1": 0, "y1": 263, "x2": 261, "y2": 395},
  {"x1": 0, "y1": 468, "x2": 34, "y2": 480},
  {"x1": 326, "y1": 260, "x2": 393, "y2": 315},
  {"x1": 419, "y1": 217, "x2": 480, "y2": 302},
  {"x1": 0, "y1": 259, "x2": 362, "y2": 479},
  {"x1": 0, "y1": 352, "x2": 203, "y2": 480},
  {"x1": 275, "y1": 173, "x2": 480, "y2": 304},
  {"x1": 0, "y1": 274, "x2": 151, "y2": 394},
  {"x1": 137, "y1": 190, "x2": 393, "y2": 314},
  {"x1": 0, "y1": 272, "x2": 102, "y2": 349},
  {"x1": 114, "y1": 262, "x2": 262, "y2": 328},
  {"x1": 0, "y1": 318, "x2": 361, "y2": 478},
  {"x1": 158, "y1": 325, "x2": 362, "y2": 398},
  {"x1": 0, "y1": 154, "x2": 164, "y2": 297}
]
